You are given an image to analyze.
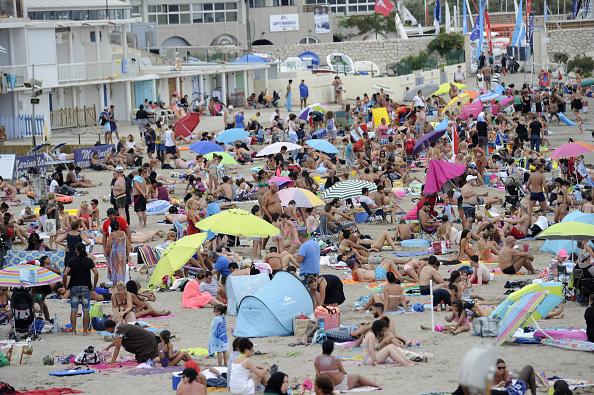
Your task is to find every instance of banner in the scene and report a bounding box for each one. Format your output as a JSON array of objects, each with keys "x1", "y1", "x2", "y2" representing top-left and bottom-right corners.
[
  {"x1": 485, "y1": 12, "x2": 493, "y2": 54},
  {"x1": 269, "y1": 14, "x2": 299, "y2": 32},
  {"x1": 529, "y1": 11, "x2": 534, "y2": 48},
  {"x1": 402, "y1": 5, "x2": 418, "y2": 24},
  {"x1": 375, "y1": 0, "x2": 394, "y2": 17},
  {"x1": 313, "y1": 6, "x2": 330, "y2": 34},
  {"x1": 74, "y1": 144, "x2": 114, "y2": 169},
  {"x1": 476, "y1": 0, "x2": 485, "y2": 62},
  {"x1": 526, "y1": 0, "x2": 532, "y2": 41},
  {"x1": 15, "y1": 153, "x2": 45, "y2": 177},
  {"x1": 511, "y1": 0, "x2": 523, "y2": 46},
  {"x1": 463, "y1": 0, "x2": 468, "y2": 33},
  {"x1": 470, "y1": 14, "x2": 481, "y2": 41}
]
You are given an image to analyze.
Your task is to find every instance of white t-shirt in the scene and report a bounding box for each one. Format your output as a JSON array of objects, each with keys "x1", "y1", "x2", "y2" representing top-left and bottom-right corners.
[
  {"x1": 454, "y1": 69, "x2": 464, "y2": 80},
  {"x1": 413, "y1": 95, "x2": 425, "y2": 108},
  {"x1": 359, "y1": 195, "x2": 376, "y2": 208},
  {"x1": 49, "y1": 179, "x2": 60, "y2": 193},
  {"x1": 165, "y1": 129, "x2": 175, "y2": 147},
  {"x1": 534, "y1": 216, "x2": 549, "y2": 231}
]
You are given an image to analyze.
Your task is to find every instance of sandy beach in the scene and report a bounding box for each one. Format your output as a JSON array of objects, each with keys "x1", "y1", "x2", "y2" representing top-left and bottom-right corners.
[{"x1": 1, "y1": 72, "x2": 593, "y2": 395}]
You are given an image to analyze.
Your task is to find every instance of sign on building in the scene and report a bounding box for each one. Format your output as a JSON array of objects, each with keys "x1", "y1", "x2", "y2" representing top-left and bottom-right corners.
[
  {"x1": 270, "y1": 14, "x2": 299, "y2": 32},
  {"x1": 314, "y1": 6, "x2": 330, "y2": 34}
]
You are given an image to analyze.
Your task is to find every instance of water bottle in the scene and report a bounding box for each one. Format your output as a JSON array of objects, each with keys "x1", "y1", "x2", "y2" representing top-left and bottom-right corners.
[
  {"x1": 53, "y1": 314, "x2": 59, "y2": 333},
  {"x1": 318, "y1": 318, "x2": 324, "y2": 330}
]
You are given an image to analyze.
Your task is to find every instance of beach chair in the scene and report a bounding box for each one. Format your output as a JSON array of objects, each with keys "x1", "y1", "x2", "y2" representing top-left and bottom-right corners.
[
  {"x1": 360, "y1": 201, "x2": 384, "y2": 223},
  {"x1": 137, "y1": 245, "x2": 159, "y2": 281},
  {"x1": 49, "y1": 143, "x2": 67, "y2": 157},
  {"x1": 415, "y1": 210, "x2": 438, "y2": 241},
  {"x1": 576, "y1": 162, "x2": 594, "y2": 187},
  {"x1": 173, "y1": 220, "x2": 186, "y2": 240},
  {"x1": 26, "y1": 144, "x2": 45, "y2": 155}
]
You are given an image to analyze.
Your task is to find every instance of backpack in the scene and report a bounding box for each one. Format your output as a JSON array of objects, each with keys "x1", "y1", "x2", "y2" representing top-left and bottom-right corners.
[
  {"x1": 405, "y1": 138, "x2": 415, "y2": 153},
  {"x1": 99, "y1": 112, "x2": 108, "y2": 126},
  {"x1": 74, "y1": 346, "x2": 100, "y2": 365},
  {"x1": 472, "y1": 316, "x2": 501, "y2": 337},
  {"x1": 89, "y1": 303, "x2": 107, "y2": 331}
]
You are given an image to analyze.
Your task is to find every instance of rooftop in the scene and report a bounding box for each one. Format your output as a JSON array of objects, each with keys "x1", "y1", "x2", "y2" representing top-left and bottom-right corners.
[{"x1": 24, "y1": 0, "x2": 132, "y2": 10}]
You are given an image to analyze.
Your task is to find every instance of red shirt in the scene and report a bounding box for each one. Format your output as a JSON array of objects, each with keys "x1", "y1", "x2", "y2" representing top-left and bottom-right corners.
[
  {"x1": 102, "y1": 216, "x2": 129, "y2": 235},
  {"x1": 187, "y1": 213, "x2": 200, "y2": 235},
  {"x1": 353, "y1": 139, "x2": 365, "y2": 151}
]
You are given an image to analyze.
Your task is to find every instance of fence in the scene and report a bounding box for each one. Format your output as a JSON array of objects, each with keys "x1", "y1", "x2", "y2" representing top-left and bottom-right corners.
[
  {"x1": 446, "y1": 49, "x2": 465, "y2": 66},
  {"x1": 0, "y1": 115, "x2": 45, "y2": 140},
  {"x1": 58, "y1": 59, "x2": 140, "y2": 83},
  {"x1": 50, "y1": 105, "x2": 97, "y2": 129}
]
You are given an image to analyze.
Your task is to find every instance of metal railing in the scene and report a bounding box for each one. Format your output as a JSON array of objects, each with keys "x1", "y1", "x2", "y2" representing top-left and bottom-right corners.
[
  {"x1": 0, "y1": 65, "x2": 29, "y2": 88},
  {"x1": 50, "y1": 105, "x2": 97, "y2": 129},
  {"x1": 0, "y1": 114, "x2": 45, "y2": 140},
  {"x1": 57, "y1": 63, "x2": 87, "y2": 83},
  {"x1": 446, "y1": 49, "x2": 465, "y2": 66},
  {"x1": 57, "y1": 59, "x2": 140, "y2": 83}
]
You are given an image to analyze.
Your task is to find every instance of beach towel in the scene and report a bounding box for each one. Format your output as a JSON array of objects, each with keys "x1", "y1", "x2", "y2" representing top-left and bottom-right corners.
[
  {"x1": 540, "y1": 338, "x2": 594, "y2": 352},
  {"x1": 138, "y1": 314, "x2": 175, "y2": 320},
  {"x1": 384, "y1": 306, "x2": 416, "y2": 314},
  {"x1": 182, "y1": 280, "x2": 214, "y2": 309},
  {"x1": 392, "y1": 251, "x2": 430, "y2": 257},
  {"x1": 126, "y1": 366, "x2": 183, "y2": 375},
  {"x1": 14, "y1": 389, "x2": 83, "y2": 395},
  {"x1": 337, "y1": 386, "x2": 382, "y2": 393},
  {"x1": 180, "y1": 347, "x2": 209, "y2": 356},
  {"x1": 547, "y1": 377, "x2": 594, "y2": 391},
  {"x1": 209, "y1": 315, "x2": 230, "y2": 355},
  {"x1": 341, "y1": 279, "x2": 387, "y2": 284}
]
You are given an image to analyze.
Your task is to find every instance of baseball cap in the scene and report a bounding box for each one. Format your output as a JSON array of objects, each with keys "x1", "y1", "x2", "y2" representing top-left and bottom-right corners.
[
  {"x1": 115, "y1": 165, "x2": 124, "y2": 172},
  {"x1": 181, "y1": 367, "x2": 198, "y2": 380},
  {"x1": 558, "y1": 249, "x2": 568, "y2": 258},
  {"x1": 466, "y1": 175, "x2": 477, "y2": 181},
  {"x1": 185, "y1": 360, "x2": 200, "y2": 373}
]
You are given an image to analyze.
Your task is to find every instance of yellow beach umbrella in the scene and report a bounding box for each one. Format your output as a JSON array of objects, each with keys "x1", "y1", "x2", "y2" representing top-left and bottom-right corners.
[
  {"x1": 197, "y1": 208, "x2": 280, "y2": 238},
  {"x1": 443, "y1": 92, "x2": 472, "y2": 116},
  {"x1": 204, "y1": 151, "x2": 238, "y2": 165},
  {"x1": 148, "y1": 233, "x2": 208, "y2": 286},
  {"x1": 433, "y1": 82, "x2": 467, "y2": 96}
]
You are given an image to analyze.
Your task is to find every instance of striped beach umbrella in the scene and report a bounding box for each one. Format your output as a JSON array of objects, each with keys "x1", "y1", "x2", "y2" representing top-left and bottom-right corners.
[
  {"x1": 322, "y1": 180, "x2": 377, "y2": 200},
  {"x1": 496, "y1": 291, "x2": 547, "y2": 345},
  {"x1": 256, "y1": 142, "x2": 302, "y2": 157},
  {"x1": 0, "y1": 264, "x2": 62, "y2": 287},
  {"x1": 371, "y1": 84, "x2": 395, "y2": 94},
  {"x1": 278, "y1": 187, "x2": 325, "y2": 208}
]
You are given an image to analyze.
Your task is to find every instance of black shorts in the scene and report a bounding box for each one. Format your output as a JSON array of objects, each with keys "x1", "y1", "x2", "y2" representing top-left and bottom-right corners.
[
  {"x1": 134, "y1": 195, "x2": 147, "y2": 212},
  {"x1": 93, "y1": 164, "x2": 104, "y2": 171},
  {"x1": 502, "y1": 265, "x2": 516, "y2": 275},
  {"x1": 419, "y1": 285, "x2": 430, "y2": 295},
  {"x1": 165, "y1": 145, "x2": 176, "y2": 155},
  {"x1": 535, "y1": 103, "x2": 542, "y2": 113},
  {"x1": 433, "y1": 288, "x2": 452, "y2": 307},
  {"x1": 514, "y1": 104, "x2": 523, "y2": 112},
  {"x1": 103, "y1": 293, "x2": 112, "y2": 301},
  {"x1": 147, "y1": 143, "x2": 155, "y2": 153},
  {"x1": 462, "y1": 204, "x2": 476, "y2": 220},
  {"x1": 115, "y1": 194, "x2": 127, "y2": 209}
]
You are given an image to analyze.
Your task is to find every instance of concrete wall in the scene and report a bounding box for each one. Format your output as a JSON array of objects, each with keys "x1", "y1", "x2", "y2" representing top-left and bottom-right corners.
[
  {"x1": 253, "y1": 37, "x2": 435, "y2": 74},
  {"x1": 255, "y1": 64, "x2": 464, "y2": 105},
  {"x1": 548, "y1": 28, "x2": 594, "y2": 57}
]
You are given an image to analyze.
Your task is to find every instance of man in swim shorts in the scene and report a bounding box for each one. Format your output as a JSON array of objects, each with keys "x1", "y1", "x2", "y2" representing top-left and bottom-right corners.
[
  {"x1": 526, "y1": 164, "x2": 550, "y2": 214},
  {"x1": 346, "y1": 258, "x2": 399, "y2": 282},
  {"x1": 502, "y1": 205, "x2": 531, "y2": 240},
  {"x1": 498, "y1": 236, "x2": 538, "y2": 275},
  {"x1": 418, "y1": 256, "x2": 447, "y2": 295}
]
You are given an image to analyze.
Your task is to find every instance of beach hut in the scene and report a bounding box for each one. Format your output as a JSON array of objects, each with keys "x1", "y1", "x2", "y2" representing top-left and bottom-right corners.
[
  {"x1": 297, "y1": 51, "x2": 320, "y2": 69},
  {"x1": 234, "y1": 271, "x2": 314, "y2": 337},
  {"x1": 226, "y1": 273, "x2": 270, "y2": 316}
]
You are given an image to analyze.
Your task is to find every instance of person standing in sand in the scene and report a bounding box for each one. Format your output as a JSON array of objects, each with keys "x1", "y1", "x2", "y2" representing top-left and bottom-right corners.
[
  {"x1": 498, "y1": 236, "x2": 537, "y2": 275},
  {"x1": 526, "y1": 164, "x2": 550, "y2": 214},
  {"x1": 286, "y1": 79, "x2": 292, "y2": 112},
  {"x1": 262, "y1": 182, "x2": 282, "y2": 222},
  {"x1": 62, "y1": 242, "x2": 98, "y2": 335}
]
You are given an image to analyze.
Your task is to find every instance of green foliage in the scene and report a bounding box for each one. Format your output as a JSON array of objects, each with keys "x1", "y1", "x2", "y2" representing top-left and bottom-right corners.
[
  {"x1": 567, "y1": 55, "x2": 594, "y2": 78},
  {"x1": 427, "y1": 32, "x2": 464, "y2": 56},
  {"x1": 401, "y1": 51, "x2": 430, "y2": 71},
  {"x1": 337, "y1": 13, "x2": 396, "y2": 40}
]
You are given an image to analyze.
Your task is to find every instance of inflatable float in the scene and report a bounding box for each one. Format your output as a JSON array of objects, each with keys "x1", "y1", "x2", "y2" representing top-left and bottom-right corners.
[
  {"x1": 34, "y1": 207, "x2": 77, "y2": 216},
  {"x1": 27, "y1": 192, "x2": 73, "y2": 204},
  {"x1": 401, "y1": 239, "x2": 431, "y2": 248},
  {"x1": 539, "y1": 71, "x2": 550, "y2": 87},
  {"x1": 534, "y1": 328, "x2": 588, "y2": 342},
  {"x1": 50, "y1": 369, "x2": 95, "y2": 376},
  {"x1": 146, "y1": 199, "x2": 171, "y2": 215},
  {"x1": 558, "y1": 113, "x2": 577, "y2": 126}
]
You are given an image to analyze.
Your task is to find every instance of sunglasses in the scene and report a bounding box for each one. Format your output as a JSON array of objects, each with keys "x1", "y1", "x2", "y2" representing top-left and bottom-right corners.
[{"x1": 497, "y1": 366, "x2": 506, "y2": 370}]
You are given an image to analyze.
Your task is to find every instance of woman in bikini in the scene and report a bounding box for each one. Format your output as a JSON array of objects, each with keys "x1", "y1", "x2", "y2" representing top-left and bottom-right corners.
[
  {"x1": 478, "y1": 231, "x2": 499, "y2": 263},
  {"x1": 76, "y1": 201, "x2": 92, "y2": 230},
  {"x1": 361, "y1": 271, "x2": 410, "y2": 312},
  {"x1": 280, "y1": 213, "x2": 300, "y2": 254},
  {"x1": 315, "y1": 340, "x2": 378, "y2": 391},
  {"x1": 111, "y1": 281, "x2": 137, "y2": 324},
  {"x1": 457, "y1": 229, "x2": 477, "y2": 260},
  {"x1": 553, "y1": 177, "x2": 569, "y2": 224},
  {"x1": 125, "y1": 280, "x2": 170, "y2": 318},
  {"x1": 254, "y1": 169, "x2": 271, "y2": 209},
  {"x1": 361, "y1": 319, "x2": 414, "y2": 366}
]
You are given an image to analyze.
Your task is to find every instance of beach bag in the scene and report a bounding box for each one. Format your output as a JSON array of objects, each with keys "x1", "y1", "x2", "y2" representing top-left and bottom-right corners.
[
  {"x1": 74, "y1": 346, "x2": 100, "y2": 365},
  {"x1": 89, "y1": 303, "x2": 107, "y2": 331},
  {"x1": 45, "y1": 219, "x2": 57, "y2": 236},
  {"x1": 99, "y1": 112, "x2": 108, "y2": 126},
  {"x1": 432, "y1": 240, "x2": 452, "y2": 255},
  {"x1": 6, "y1": 344, "x2": 33, "y2": 365},
  {"x1": 293, "y1": 318, "x2": 317, "y2": 337},
  {"x1": 472, "y1": 316, "x2": 501, "y2": 337}
]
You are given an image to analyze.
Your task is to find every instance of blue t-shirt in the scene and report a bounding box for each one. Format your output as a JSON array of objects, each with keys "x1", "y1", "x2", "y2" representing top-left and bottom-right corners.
[
  {"x1": 298, "y1": 239, "x2": 320, "y2": 275},
  {"x1": 214, "y1": 255, "x2": 232, "y2": 276},
  {"x1": 235, "y1": 114, "x2": 245, "y2": 129},
  {"x1": 299, "y1": 84, "x2": 309, "y2": 97},
  {"x1": 145, "y1": 129, "x2": 156, "y2": 145},
  {"x1": 205, "y1": 203, "x2": 221, "y2": 241},
  {"x1": 345, "y1": 143, "x2": 353, "y2": 159}
]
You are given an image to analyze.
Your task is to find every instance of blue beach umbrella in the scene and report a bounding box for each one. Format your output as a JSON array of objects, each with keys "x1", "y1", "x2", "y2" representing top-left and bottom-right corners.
[
  {"x1": 216, "y1": 128, "x2": 249, "y2": 144},
  {"x1": 189, "y1": 141, "x2": 224, "y2": 155},
  {"x1": 306, "y1": 139, "x2": 339, "y2": 154}
]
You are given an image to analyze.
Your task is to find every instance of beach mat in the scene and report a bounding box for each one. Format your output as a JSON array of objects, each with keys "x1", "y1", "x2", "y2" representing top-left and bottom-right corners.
[
  {"x1": 126, "y1": 366, "x2": 183, "y2": 375},
  {"x1": 338, "y1": 386, "x2": 382, "y2": 393},
  {"x1": 392, "y1": 251, "x2": 430, "y2": 257},
  {"x1": 138, "y1": 314, "x2": 175, "y2": 320}
]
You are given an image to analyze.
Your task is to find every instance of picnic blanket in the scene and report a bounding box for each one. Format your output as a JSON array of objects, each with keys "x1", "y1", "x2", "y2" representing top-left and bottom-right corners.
[
  {"x1": 126, "y1": 366, "x2": 183, "y2": 375},
  {"x1": 138, "y1": 314, "x2": 175, "y2": 320},
  {"x1": 392, "y1": 251, "x2": 430, "y2": 257}
]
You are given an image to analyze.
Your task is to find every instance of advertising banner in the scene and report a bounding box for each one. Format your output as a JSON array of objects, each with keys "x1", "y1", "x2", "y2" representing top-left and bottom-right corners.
[{"x1": 74, "y1": 144, "x2": 114, "y2": 169}]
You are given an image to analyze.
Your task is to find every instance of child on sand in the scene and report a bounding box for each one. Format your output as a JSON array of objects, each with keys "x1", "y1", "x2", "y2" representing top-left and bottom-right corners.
[
  {"x1": 158, "y1": 330, "x2": 193, "y2": 367},
  {"x1": 443, "y1": 299, "x2": 471, "y2": 335},
  {"x1": 209, "y1": 305, "x2": 230, "y2": 366}
]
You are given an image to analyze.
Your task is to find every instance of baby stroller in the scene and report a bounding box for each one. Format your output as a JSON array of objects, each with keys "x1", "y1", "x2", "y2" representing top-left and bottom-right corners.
[
  {"x1": 502, "y1": 171, "x2": 526, "y2": 208},
  {"x1": 9, "y1": 288, "x2": 38, "y2": 341}
]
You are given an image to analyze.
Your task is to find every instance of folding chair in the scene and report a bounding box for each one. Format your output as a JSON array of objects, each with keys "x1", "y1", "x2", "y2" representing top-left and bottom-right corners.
[
  {"x1": 137, "y1": 245, "x2": 159, "y2": 281},
  {"x1": 416, "y1": 210, "x2": 438, "y2": 241},
  {"x1": 313, "y1": 214, "x2": 339, "y2": 244},
  {"x1": 360, "y1": 202, "x2": 384, "y2": 223},
  {"x1": 49, "y1": 143, "x2": 67, "y2": 157},
  {"x1": 556, "y1": 265, "x2": 572, "y2": 302}
]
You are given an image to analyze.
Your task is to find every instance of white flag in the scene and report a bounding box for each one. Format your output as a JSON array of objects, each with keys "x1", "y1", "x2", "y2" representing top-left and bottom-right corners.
[
  {"x1": 395, "y1": 13, "x2": 409, "y2": 39},
  {"x1": 402, "y1": 5, "x2": 418, "y2": 25},
  {"x1": 418, "y1": 23, "x2": 424, "y2": 35},
  {"x1": 445, "y1": 1, "x2": 451, "y2": 33}
]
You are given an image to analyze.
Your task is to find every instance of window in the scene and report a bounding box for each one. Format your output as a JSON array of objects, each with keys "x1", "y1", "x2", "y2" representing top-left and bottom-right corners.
[
  {"x1": 148, "y1": 3, "x2": 192, "y2": 25},
  {"x1": 192, "y1": 3, "x2": 239, "y2": 23},
  {"x1": 298, "y1": 36, "x2": 320, "y2": 44},
  {"x1": 249, "y1": 0, "x2": 266, "y2": 7},
  {"x1": 273, "y1": 0, "x2": 295, "y2": 5}
]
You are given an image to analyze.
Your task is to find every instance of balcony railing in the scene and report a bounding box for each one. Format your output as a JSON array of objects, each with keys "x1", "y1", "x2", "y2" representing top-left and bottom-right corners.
[
  {"x1": 0, "y1": 65, "x2": 29, "y2": 89},
  {"x1": 58, "y1": 59, "x2": 140, "y2": 83},
  {"x1": 50, "y1": 105, "x2": 97, "y2": 129}
]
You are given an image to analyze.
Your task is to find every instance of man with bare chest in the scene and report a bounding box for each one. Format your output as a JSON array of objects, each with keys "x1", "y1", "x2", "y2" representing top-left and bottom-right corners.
[
  {"x1": 526, "y1": 164, "x2": 549, "y2": 213},
  {"x1": 262, "y1": 182, "x2": 282, "y2": 222}
]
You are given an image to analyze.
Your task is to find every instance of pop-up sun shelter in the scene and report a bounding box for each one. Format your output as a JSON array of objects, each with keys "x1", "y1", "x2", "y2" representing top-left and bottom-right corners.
[
  {"x1": 234, "y1": 271, "x2": 314, "y2": 337},
  {"x1": 226, "y1": 272, "x2": 270, "y2": 316}
]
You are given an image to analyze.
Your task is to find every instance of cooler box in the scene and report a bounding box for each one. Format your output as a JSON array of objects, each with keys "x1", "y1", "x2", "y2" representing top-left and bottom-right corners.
[
  {"x1": 484, "y1": 172, "x2": 493, "y2": 185},
  {"x1": 315, "y1": 307, "x2": 340, "y2": 330},
  {"x1": 355, "y1": 212, "x2": 369, "y2": 223}
]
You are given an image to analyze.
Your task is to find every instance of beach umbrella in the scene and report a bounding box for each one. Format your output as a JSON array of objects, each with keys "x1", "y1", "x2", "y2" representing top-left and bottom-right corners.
[
  {"x1": 459, "y1": 100, "x2": 484, "y2": 120},
  {"x1": 322, "y1": 180, "x2": 377, "y2": 200},
  {"x1": 403, "y1": 82, "x2": 440, "y2": 101},
  {"x1": 306, "y1": 139, "x2": 339, "y2": 154},
  {"x1": 492, "y1": 282, "x2": 562, "y2": 323},
  {"x1": 443, "y1": 92, "x2": 472, "y2": 116},
  {"x1": 424, "y1": 159, "x2": 467, "y2": 195},
  {"x1": 204, "y1": 151, "x2": 238, "y2": 165},
  {"x1": 548, "y1": 142, "x2": 594, "y2": 159},
  {"x1": 216, "y1": 128, "x2": 249, "y2": 144},
  {"x1": 499, "y1": 96, "x2": 514, "y2": 107},
  {"x1": 197, "y1": 209, "x2": 280, "y2": 238},
  {"x1": 496, "y1": 291, "x2": 548, "y2": 345},
  {"x1": 0, "y1": 264, "x2": 61, "y2": 287},
  {"x1": 432, "y1": 82, "x2": 467, "y2": 96},
  {"x1": 189, "y1": 141, "x2": 224, "y2": 155},
  {"x1": 540, "y1": 212, "x2": 594, "y2": 254},
  {"x1": 148, "y1": 233, "x2": 208, "y2": 286},
  {"x1": 174, "y1": 113, "x2": 201, "y2": 137},
  {"x1": 371, "y1": 84, "x2": 395, "y2": 94},
  {"x1": 298, "y1": 103, "x2": 328, "y2": 120},
  {"x1": 478, "y1": 90, "x2": 500, "y2": 102},
  {"x1": 278, "y1": 187, "x2": 325, "y2": 208},
  {"x1": 537, "y1": 221, "x2": 594, "y2": 241},
  {"x1": 413, "y1": 130, "x2": 446, "y2": 155},
  {"x1": 256, "y1": 142, "x2": 302, "y2": 157},
  {"x1": 268, "y1": 176, "x2": 294, "y2": 189}
]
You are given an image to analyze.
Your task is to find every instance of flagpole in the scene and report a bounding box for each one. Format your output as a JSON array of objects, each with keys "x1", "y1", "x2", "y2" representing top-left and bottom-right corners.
[{"x1": 375, "y1": 11, "x2": 378, "y2": 39}]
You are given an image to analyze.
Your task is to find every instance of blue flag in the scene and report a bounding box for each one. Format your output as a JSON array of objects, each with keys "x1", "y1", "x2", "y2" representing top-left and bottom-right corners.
[
  {"x1": 463, "y1": 1, "x2": 468, "y2": 33},
  {"x1": 510, "y1": 0, "x2": 523, "y2": 47},
  {"x1": 476, "y1": 0, "x2": 485, "y2": 62},
  {"x1": 469, "y1": 14, "x2": 481, "y2": 41},
  {"x1": 434, "y1": 0, "x2": 441, "y2": 22}
]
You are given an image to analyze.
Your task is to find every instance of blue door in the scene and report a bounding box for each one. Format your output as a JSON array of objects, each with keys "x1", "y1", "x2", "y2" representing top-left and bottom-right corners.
[{"x1": 134, "y1": 80, "x2": 154, "y2": 108}]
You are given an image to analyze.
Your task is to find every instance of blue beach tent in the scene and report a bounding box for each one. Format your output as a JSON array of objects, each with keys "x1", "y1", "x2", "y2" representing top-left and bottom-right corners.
[
  {"x1": 234, "y1": 271, "x2": 314, "y2": 337},
  {"x1": 540, "y1": 212, "x2": 594, "y2": 254},
  {"x1": 226, "y1": 272, "x2": 270, "y2": 316}
]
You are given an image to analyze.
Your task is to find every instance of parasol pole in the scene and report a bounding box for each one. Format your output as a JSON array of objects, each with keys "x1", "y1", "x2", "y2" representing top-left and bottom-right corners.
[{"x1": 430, "y1": 280, "x2": 435, "y2": 332}]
